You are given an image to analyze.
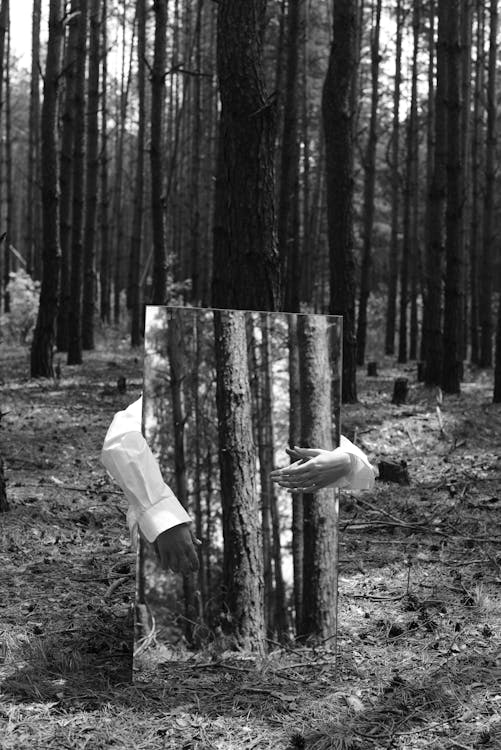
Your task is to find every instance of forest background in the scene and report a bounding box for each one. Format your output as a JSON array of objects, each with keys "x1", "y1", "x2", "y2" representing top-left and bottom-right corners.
[{"x1": 1, "y1": 0, "x2": 501, "y2": 748}]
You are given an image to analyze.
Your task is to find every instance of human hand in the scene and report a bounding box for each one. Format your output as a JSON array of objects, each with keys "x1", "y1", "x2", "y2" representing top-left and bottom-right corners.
[
  {"x1": 270, "y1": 446, "x2": 352, "y2": 493},
  {"x1": 155, "y1": 523, "x2": 200, "y2": 574}
]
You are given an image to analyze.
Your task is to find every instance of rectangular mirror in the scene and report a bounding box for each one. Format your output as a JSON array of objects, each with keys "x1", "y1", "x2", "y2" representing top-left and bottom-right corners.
[{"x1": 134, "y1": 306, "x2": 342, "y2": 676}]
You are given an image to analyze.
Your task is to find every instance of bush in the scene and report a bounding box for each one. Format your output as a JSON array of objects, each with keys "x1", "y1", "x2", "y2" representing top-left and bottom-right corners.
[{"x1": 0, "y1": 269, "x2": 40, "y2": 344}]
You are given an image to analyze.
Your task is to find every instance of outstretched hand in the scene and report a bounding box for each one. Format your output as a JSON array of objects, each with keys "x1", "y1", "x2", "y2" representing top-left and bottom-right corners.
[
  {"x1": 270, "y1": 446, "x2": 352, "y2": 493},
  {"x1": 155, "y1": 523, "x2": 200, "y2": 574}
]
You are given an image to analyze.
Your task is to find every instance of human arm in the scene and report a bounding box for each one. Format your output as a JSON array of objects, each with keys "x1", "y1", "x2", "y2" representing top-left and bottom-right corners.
[
  {"x1": 270, "y1": 435, "x2": 375, "y2": 493},
  {"x1": 101, "y1": 396, "x2": 198, "y2": 572}
]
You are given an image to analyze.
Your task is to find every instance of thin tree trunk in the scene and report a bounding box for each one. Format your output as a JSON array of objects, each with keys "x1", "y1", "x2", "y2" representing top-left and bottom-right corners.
[
  {"x1": 67, "y1": 0, "x2": 88, "y2": 366},
  {"x1": 385, "y1": 0, "x2": 403, "y2": 356},
  {"x1": 150, "y1": 0, "x2": 168, "y2": 305},
  {"x1": 357, "y1": 0, "x2": 382, "y2": 366},
  {"x1": 30, "y1": 0, "x2": 65, "y2": 377},
  {"x1": 0, "y1": 0, "x2": 8, "y2": 312},
  {"x1": 288, "y1": 314, "x2": 303, "y2": 635},
  {"x1": 56, "y1": 1, "x2": 79, "y2": 352},
  {"x1": 190, "y1": 0, "x2": 203, "y2": 305},
  {"x1": 469, "y1": 0, "x2": 485, "y2": 365},
  {"x1": 398, "y1": 2, "x2": 420, "y2": 364},
  {"x1": 479, "y1": 0, "x2": 498, "y2": 368},
  {"x1": 424, "y1": 1, "x2": 448, "y2": 386},
  {"x1": 100, "y1": 0, "x2": 110, "y2": 323},
  {"x1": 26, "y1": 0, "x2": 42, "y2": 279},
  {"x1": 322, "y1": 0, "x2": 359, "y2": 402},
  {"x1": 82, "y1": 0, "x2": 101, "y2": 350},
  {"x1": 129, "y1": 0, "x2": 146, "y2": 346}
]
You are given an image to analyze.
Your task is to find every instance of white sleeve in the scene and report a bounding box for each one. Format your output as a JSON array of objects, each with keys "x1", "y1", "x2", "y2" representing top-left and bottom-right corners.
[
  {"x1": 338, "y1": 435, "x2": 376, "y2": 490},
  {"x1": 101, "y1": 395, "x2": 191, "y2": 542}
]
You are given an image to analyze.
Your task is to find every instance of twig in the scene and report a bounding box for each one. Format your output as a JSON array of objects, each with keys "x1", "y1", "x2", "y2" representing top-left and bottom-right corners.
[{"x1": 104, "y1": 576, "x2": 131, "y2": 599}]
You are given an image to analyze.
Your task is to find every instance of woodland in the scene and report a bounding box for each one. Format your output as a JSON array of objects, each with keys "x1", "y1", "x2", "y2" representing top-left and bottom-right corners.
[{"x1": 1, "y1": 0, "x2": 501, "y2": 748}]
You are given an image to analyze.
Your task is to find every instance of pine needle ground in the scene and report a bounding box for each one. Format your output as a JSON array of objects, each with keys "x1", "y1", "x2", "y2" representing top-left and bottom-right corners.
[{"x1": 1, "y1": 345, "x2": 500, "y2": 749}]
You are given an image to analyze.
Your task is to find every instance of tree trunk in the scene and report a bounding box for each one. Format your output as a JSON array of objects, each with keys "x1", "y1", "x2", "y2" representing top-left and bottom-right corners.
[
  {"x1": 357, "y1": 0, "x2": 382, "y2": 366},
  {"x1": 0, "y1": 0, "x2": 8, "y2": 312},
  {"x1": 150, "y1": 0, "x2": 168, "y2": 305},
  {"x1": 99, "y1": 0, "x2": 110, "y2": 323},
  {"x1": 398, "y1": 2, "x2": 420, "y2": 364},
  {"x1": 441, "y1": 0, "x2": 465, "y2": 393},
  {"x1": 288, "y1": 314, "x2": 303, "y2": 634},
  {"x1": 30, "y1": 0, "x2": 64, "y2": 378},
  {"x1": 67, "y1": 0, "x2": 88, "y2": 366},
  {"x1": 56, "y1": 1, "x2": 79, "y2": 352},
  {"x1": 129, "y1": 0, "x2": 146, "y2": 346},
  {"x1": 479, "y1": 0, "x2": 498, "y2": 368},
  {"x1": 82, "y1": 0, "x2": 101, "y2": 350},
  {"x1": 424, "y1": 1, "x2": 448, "y2": 386},
  {"x1": 469, "y1": 0, "x2": 485, "y2": 366},
  {"x1": 214, "y1": 309, "x2": 265, "y2": 652},
  {"x1": 190, "y1": 0, "x2": 203, "y2": 305},
  {"x1": 26, "y1": 0, "x2": 42, "y2": 280},
  {"x1": 322, "y1": 0, "x2": 359, "y2": 403},
  {"x1": 298, "y1": 314, "x2": 338, "y2": 642},
  {"x1": 278, "y1": 0, "x2": 300, "y2": 311},
  {"x1": 212, "y1": 0, "x2": 279, "y2": 311},
  {"x1": 385, "y1": 0, "x2": 403, "y2": 356}
]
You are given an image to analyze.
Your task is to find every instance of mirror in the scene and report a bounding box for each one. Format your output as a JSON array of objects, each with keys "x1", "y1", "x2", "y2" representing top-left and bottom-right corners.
[{"x1": 134, "y1": 306, "x2": 342, "y2": 676}]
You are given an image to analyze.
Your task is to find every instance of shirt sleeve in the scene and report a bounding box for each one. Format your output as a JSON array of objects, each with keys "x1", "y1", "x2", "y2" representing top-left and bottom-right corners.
[
  {"x1": 338, "y1": 435, "x2": 376, "y2": 490},
  {"x1": 101, "y1": 395, "x2": 191, "y2": 542}
]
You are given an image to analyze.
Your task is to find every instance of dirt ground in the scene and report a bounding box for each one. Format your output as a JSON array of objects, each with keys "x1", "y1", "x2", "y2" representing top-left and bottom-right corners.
[{"x1": 1, "y1": 342, "x2": 500, "y2": 750}]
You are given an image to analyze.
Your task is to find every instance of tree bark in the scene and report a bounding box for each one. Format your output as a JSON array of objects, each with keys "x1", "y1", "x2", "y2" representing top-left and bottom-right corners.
[
  {"x1": 214, "y1": 309, "x2": 265, "y2": 652},
  {"x1": 67, "y1": 0, "x2": 88, "y2": 366},
  {"x1": 30, "y1": 0, "x2": 64, "y2": 378},
  {"x1": 212, "y1": 0, "x2": 280, "y2": 311},
  {"x1": 357, "y1": 0, "x2": 382, "y2": 366},
  {"x1": 298, "y1": 314, "x2": 338, "y2": 642},
  {"x1": 82, "y1": 0, "x2": 101, "y2": 350},
  {"x1": 99, "y1": 0, "x2": 110, "y2": 323},
  {"x1": 150, "y1": 0, "x2": 168, "y2": 305},
  {"x1": 288, "y1": 314, "x2": 303, "y2": 634},
  {"x1": 322, "y1": 0, "x2": 359, "y2": 402},
  {"x1": 441, "y1": 0, "x2": 465, "y2": 393},
  {"x1": 25, "y1": 0, "x2": 42, "y2": 280},
  {"x1": 479, "y1": 0, "x2": 498, "y2": 368},
  {"x1": 424, "y1": 1, "x2": 448, "y2": 386}
]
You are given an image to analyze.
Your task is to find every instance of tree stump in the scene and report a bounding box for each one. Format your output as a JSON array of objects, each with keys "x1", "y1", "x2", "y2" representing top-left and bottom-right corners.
[
  {"x1": 392, "y1": 377, "x2": 408, "y2": 405},
  {"x1": 377, "y1": 460, "x2": 410, "y2": 485},
  {"x1": 367, "y1": 361, "x2": 378, "y2": 377},
  {"x1": 0, "y1": 456, "x2": 9, "y2": 512}
]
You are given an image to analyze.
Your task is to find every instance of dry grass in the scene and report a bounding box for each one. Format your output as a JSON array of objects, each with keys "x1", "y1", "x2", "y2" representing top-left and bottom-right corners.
[{"x1": 1, "y1": 347, "x2": 501, "y2": 749}]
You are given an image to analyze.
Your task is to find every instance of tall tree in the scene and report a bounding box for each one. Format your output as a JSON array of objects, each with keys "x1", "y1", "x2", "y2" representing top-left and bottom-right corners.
[
  {"x1": 479, "y1": 0, "x2": 498, "y2": 368},
  {"x1": 214, "y1": 309, "x2": 265, "y2": 652},
  {"x1": 82, "y1": 0, "x2": 101, "y2": 350},
  {"x1": 99, "y1": 0, "x2": 110, "y2": 323},
  {"x1": 424, "y1": 0, "x2": 448, "y2": 386},
  {"x1": 278, "y1": 0, "x2": 301, "y2": 311},
  {"x1": 56, "y1": 0, "x2": 80, "y2": 352},
  {"x1": 30, "y1": 0, "x2": 65, "y2": 377},
  {"x1": 385, "y1": 0, "x2": 403, "y2": 356},
  {"x1": 288, "y1": 314, "x2": 303, "y2": 634},
  {"x1": 322, "y1": 0, "x2": 359, "y2": 402},
  {"x1": 67, "y1": 0, "x2": 88, "y2": 366},
  {"x1": 398, "y1": 1, "x2": 420, "y2": 364},
  {"x1": 212, "y1": 0, "x2": 280, "y2": 311},
  {"x1": 357, "y1": 0, "x2": 382, "y2": 366},
  {"x1": 0, "y1": 0, "x2": 8, "y2": 312},
  {"x1": 25, "y1": 0, "x2": 42, "y2": 280},
  {"x1": 442, "y1": 0, "x2": 466, "y2": 392},
  {"x1": 129, "y1": 0, "x2": 146, "y2": 345},
  {"x1": 150, "y1": 0, "x2": 168, "y2": 305}
]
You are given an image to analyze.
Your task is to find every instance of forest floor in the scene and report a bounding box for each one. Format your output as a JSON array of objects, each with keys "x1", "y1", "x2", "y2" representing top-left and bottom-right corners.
[{"x1": 1, "y1": 340, "x2": 500, "y2": 750}]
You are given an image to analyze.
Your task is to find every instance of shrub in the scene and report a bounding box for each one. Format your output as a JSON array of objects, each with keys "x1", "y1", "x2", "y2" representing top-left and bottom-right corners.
[{"x1": 0, "y1": 269, "x2": 41, "y2": 344}]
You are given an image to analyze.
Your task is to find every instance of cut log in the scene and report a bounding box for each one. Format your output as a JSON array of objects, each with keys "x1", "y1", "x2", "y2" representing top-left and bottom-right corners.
[
  {"x1": 392, "y1": 377, "x2": 408, "y2": 404},
  {"x1": 377, "y1": 460, "x2": 410, "y2": 485}
]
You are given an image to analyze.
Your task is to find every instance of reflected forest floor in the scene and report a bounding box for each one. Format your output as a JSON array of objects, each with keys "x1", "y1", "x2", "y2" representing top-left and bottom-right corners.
[{"x1": 1, "y1": 344, "x2": 500, "y2": 750}]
